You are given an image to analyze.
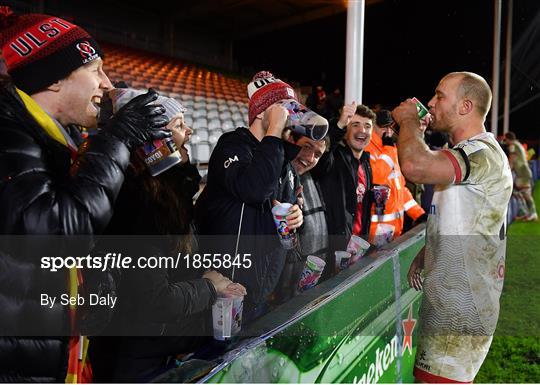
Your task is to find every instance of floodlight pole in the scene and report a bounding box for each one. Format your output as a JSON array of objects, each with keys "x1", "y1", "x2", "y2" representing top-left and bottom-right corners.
[
  {"x1": 344, "y1": 0, "x2": 365, "y2": 105},
  {"x1": 503, "y1": 0, "x2": 513, "y2": 134},
  {"x1": 491, "y1": 0, "x2": 502, "y2": 135}
]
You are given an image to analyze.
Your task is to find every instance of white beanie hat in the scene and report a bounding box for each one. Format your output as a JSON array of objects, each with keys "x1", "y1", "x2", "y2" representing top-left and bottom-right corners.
[{"x1": 109, "y1": 88, "x2": 187, "y2": 122}]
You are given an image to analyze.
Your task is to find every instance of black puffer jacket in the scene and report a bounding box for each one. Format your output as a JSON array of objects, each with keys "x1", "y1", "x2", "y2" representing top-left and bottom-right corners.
[
  {"x1": 0, "y1": 80, "x2": 129, "y2": 382},
  {"x1": 312, "y1": 120, "x2": 373, "y2": 275}
]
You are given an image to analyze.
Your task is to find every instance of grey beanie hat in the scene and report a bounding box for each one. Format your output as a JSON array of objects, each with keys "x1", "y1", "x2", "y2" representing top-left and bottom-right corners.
[{"x1": 110, "y1": 88, "x2": 187, "y2": 122}]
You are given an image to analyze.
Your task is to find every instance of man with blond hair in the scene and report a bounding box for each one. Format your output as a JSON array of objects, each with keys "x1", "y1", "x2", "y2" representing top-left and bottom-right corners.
[
  {"x1": 393, "y1": 72, "x2": 512, "y2": 383},
  {"x1": 0, "y1": 8, "x2": 168, "y2": 381}
]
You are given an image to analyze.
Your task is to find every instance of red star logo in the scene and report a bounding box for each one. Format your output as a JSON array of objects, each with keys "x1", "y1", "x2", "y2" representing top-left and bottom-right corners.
[{"x1": 402, "y1": 305, "x2": 417, "y2": 355}]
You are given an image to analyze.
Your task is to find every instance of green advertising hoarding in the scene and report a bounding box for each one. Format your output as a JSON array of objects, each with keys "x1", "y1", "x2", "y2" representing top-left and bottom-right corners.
[{"x1": 201, "y1": 226, "x2": 425, "y2": 383}]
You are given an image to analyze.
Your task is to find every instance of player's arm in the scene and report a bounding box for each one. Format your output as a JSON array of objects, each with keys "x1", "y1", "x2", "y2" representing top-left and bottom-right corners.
[{"x1": 394, "y1": 100, "x2": 456, "y2": 185}]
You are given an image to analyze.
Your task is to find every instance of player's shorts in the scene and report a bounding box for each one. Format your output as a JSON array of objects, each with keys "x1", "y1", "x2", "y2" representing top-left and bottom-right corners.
[{"x1": 413, "y1": 334, "x2": 493, "y2": 383}]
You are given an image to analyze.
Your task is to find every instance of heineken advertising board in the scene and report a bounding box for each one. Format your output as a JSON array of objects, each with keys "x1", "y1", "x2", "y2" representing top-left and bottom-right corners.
[{"x1": 201, "y1": 226, "x2": 425, "y2": 384}]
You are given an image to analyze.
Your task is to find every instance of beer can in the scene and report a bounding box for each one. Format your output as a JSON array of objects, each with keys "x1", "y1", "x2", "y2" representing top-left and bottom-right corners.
[{"x1": 411, "y1": 97, "x2": 429, "y2": 119}]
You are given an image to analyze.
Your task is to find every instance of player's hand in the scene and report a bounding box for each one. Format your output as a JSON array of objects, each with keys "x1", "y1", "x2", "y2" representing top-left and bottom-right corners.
[
  {"x1": 407, "y1": 248, "x2": 425, "y2": 291},
  {"x1": 392, "y1": 99, "x2": 419, "y2": 127},
  {"x1": 337, "y1": 101, "x2": 357, "y2": 129},
  {"x1": 419, "y1": 113, "x2": 432, "y2": 132}
]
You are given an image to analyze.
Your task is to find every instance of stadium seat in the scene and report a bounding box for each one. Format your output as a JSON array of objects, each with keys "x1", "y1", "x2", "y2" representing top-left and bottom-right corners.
[
  {"x1": 195, "y1": 129, "x2": 209, "y2": 142},
  {"x1": 231, "y1": 112, "x2": 244, "y2": 121},
  {"x1": 222, "y1": 120, "x2": 235, "y2": 131},
  {"x1": 190, "y1": 133, "x2": 201, "y2": 145},
  {"x1": 234, "y1": 119, "x2": 245, "y2": 128},
  {"x1": 182, "y1": 99, "x2": 195, "y2": 108},
  {"x1": 207, "y1": 110, "x2": 219, "y2": 120},
  {"x1": 193, "y1": 118, "x2": 208, "y2": 130},
  {"x1": 192, "y1": 142, "x2": 211, "y2": 164},
  {"x1": 192, "y1": 109, "x2": 206, "y2": 119},
  {"x1": 220, "y1": 111, "x2": 232, "y2": 120},
  {"x1": 206, "y1": 102, "x2": 218, "y2": 111},
  {"x1": 194, "y1": 101, "x2": 206, "y2": 110},
  {"x1": 208, "y1": 119, "x2": 221, "y2": 130}
]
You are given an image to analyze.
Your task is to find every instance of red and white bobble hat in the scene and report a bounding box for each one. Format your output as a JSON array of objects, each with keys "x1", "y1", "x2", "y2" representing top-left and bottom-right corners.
[
  {"x1": 247, "y1": 70, "x2": 297, "y2": 126},
  {"x1": 0, "y1": 6, "x2": 103, "y2": 94}
]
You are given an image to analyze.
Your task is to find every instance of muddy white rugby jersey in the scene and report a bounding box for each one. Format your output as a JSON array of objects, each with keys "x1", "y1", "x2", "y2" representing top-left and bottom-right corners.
[{"x1": 421, "y1": 132, "x2": 513, "y2": 336}]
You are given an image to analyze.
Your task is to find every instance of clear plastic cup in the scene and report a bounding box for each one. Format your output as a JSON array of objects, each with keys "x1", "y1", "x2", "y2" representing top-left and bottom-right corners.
[
  {"x1": 298, "y1": 255, "x2": 326, "y2": 291},
  {"x1": 372, "y1": 185, "x2": 391, "y2": 216},
  {"x1": 212, "y1": 297, "x2": 233, "y2": 341},
  {"x1": 347, "y1": 235, "x2": 371, "y2": 264},
  {"x1": 373, "y1": 223, "x2": 395, "y2": 248},
  {"x1": 279, "y1": 99, "x2": 329, "y2": 140},
  {"x1": 231, "y1": 295, "x2": 244, "y2": 336},
  {"x1": 212, "y1": 295, "x2": 244, "y2": 341},
  {"x1": 335, "y1": 251, "x2": 352, "y2": 272},
  {"x1": 271, "y1": 203, "x2": 296, "y2": 249}
]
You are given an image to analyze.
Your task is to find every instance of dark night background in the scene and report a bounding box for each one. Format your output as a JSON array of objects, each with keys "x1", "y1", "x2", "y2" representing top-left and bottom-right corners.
[
  {"x1": 233, "y1": 0, "x2": 540, "y2": 142},
  {"x1": 6, "y1": 0, "x2": 540, "y2": 142}
]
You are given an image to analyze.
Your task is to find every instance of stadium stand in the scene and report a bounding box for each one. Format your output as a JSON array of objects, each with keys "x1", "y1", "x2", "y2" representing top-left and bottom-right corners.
[
  {"x1": 102, "y1": 42, "x2": 539, "y2": 225},
  {"x1": 101, "y1": 43, "x2": 249, "y2": 165}
]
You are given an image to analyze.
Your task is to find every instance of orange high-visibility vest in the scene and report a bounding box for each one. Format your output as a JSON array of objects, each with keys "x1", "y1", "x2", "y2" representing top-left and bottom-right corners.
[{"x1": 366, "y1": 132, "x2": 425, "y2": 242}]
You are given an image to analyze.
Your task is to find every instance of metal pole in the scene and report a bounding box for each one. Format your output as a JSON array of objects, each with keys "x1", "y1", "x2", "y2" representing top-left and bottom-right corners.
[
  {"x1": 491, "y1": 0, "x2": 502, "y2": 135},
  {"x1": 503, "y1": 0, "x2": 513, "y2": 134},
  {"x1": 344, "y1": 0, "x2": 365, "y2": 104}
]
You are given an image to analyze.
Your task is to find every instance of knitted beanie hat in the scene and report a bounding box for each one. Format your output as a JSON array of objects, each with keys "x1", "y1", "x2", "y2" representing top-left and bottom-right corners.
[
  {"x1": 110, "y1": 88, "x2": 187, "y2": 122},
  {"x1": 0, "y1": 6, "x2": 104, "y2": 94},
  {"x1": 247, "y1": 70, "x2": 297, "y2": 126}
]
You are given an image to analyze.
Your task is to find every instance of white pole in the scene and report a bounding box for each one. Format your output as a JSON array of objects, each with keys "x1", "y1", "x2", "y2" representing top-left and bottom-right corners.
[
  {"x1": 491, "y1": 0, "x2": 502, "y2": 135},
  {"x1": 503, "y1": 0, "x2": 513, "y2": 134},
  {"x1": 344, "y1": 0, "x2": 365, "y2": 105}
]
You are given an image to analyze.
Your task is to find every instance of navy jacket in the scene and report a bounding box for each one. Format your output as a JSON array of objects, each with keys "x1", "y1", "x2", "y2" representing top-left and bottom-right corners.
[{"x1": 195, "y1": 127, "x2": 299, "y2": 316}]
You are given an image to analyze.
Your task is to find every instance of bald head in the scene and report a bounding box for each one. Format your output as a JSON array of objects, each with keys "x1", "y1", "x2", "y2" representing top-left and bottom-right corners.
[{"x1": 445, "y1": 72, "x2": 492, "y2": 119}]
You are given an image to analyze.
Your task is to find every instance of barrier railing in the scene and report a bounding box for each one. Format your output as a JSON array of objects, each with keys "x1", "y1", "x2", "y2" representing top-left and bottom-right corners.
[{"x1": 189, "y1": 225, "x2": 426, "y2": 384}]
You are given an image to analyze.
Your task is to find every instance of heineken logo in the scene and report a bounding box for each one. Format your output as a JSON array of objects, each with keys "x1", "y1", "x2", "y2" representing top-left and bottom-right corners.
[
  {"x1": 402, "y1": 305, "x2": 417, "y2": 355},
  {"x1": 353, "y1": 336, "x2": 398, "y2": 384},
  {"x1": 353, "y1": 304, "x2": 417, "y2": 384}
]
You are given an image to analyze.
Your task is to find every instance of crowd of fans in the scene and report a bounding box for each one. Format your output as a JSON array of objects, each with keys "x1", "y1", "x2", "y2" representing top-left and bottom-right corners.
[{"x1": 0, "y1": 7, "x2": 537, "y2": 384}]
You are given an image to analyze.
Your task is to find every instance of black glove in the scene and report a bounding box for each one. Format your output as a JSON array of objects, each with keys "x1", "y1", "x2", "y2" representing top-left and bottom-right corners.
[{"x1": 104, "y1": 89, "x2": 170, "y2": 150}]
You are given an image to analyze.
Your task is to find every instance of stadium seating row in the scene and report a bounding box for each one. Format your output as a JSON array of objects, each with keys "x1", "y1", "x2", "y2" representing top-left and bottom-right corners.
[{"x1": 102, "y1": 43, "x2": 250, "y2": 164}]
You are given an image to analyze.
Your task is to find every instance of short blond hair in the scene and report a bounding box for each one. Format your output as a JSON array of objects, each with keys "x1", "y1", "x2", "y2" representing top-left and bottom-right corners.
[{"x1": 447, "y1": 72, "x2": 492, "y2": 118}]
